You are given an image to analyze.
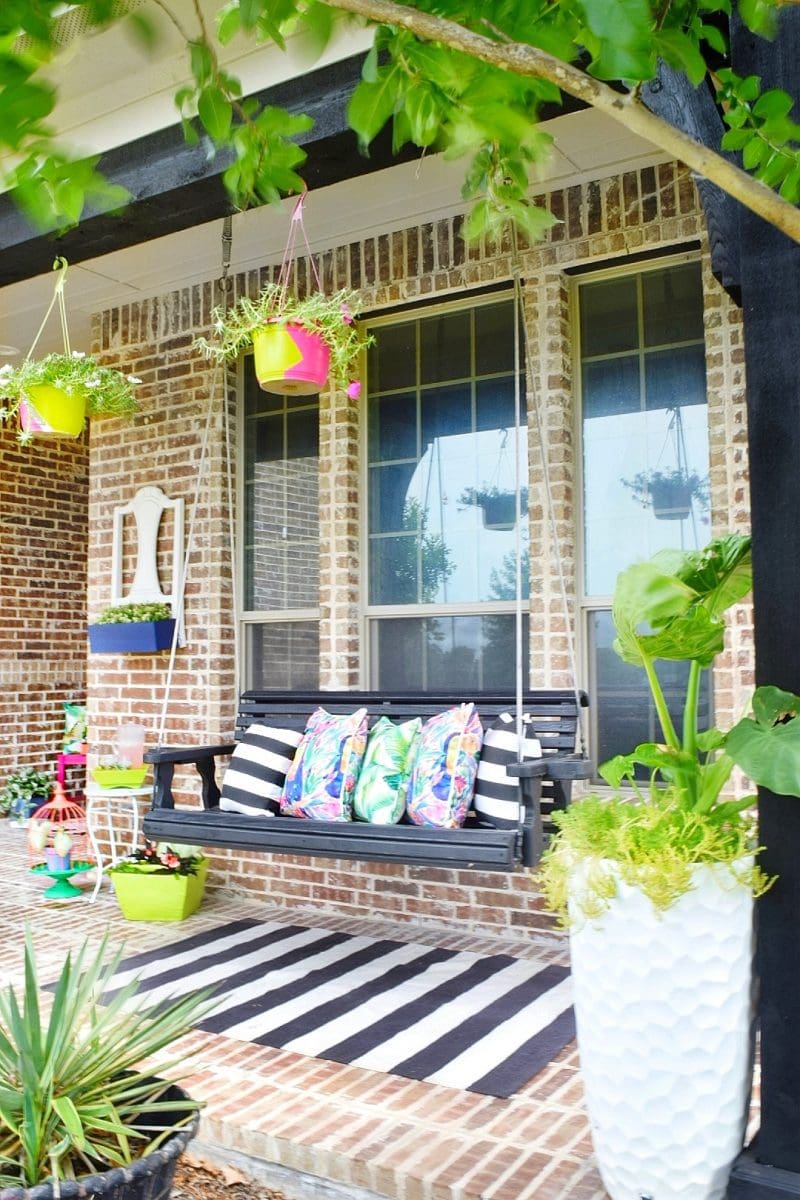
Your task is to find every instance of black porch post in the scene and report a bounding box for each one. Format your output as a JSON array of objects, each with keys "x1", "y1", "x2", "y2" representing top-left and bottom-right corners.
[{"x1": 728, "y1": 8, "x2": 800, "y2": 1196}]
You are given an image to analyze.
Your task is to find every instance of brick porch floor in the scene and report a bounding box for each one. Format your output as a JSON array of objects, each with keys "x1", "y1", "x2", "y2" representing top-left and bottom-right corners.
[{"x1": 2, "y1": 826, "x2": 610, "y2": 1199}]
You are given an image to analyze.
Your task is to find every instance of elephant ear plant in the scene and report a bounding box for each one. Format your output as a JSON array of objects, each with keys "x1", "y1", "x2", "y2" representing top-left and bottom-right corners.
[
  {"x1": 540, "y1": 532, "x2": 800, "y2": 919},
  {"x1": 0, "y1": 927, "x2": 213, "y2": 1189}
]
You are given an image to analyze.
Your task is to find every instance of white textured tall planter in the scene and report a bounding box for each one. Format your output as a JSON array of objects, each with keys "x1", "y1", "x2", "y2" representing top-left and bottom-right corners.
[{"x1": 569, "y1": 862, "x2": 755, "y2": 1200}]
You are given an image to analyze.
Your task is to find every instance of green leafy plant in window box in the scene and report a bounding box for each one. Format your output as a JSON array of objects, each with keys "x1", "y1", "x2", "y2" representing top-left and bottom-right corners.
[{"x1": 88, "y1": 602, "x2": 175, "y2": 654}]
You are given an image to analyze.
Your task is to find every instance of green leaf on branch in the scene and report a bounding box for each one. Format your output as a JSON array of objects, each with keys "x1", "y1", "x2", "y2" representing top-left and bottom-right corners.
[
  {"x1": 727, "y1": 686, "x2": 800, "y2": 798},
  {"x1": 198, "y1": 86, "x2": 233, "y2": 141},
  {"x1": 348, "y1": 66, "x2": 403, "y2": 150},
  {"x1": 655, "y1": 28, "x2": 708, "y2": 87},
  {"x1": 576, "y1": 0, "x2": 655, "y2": 80}
]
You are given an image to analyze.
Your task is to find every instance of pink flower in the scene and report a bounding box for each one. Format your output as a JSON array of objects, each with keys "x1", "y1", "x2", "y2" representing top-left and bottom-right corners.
[
  {"x1": 341, "y1": 303, "x2": 353, "y2": 325},
  {"x1": 347, "y1": 381, "x2": 361, "y2": 400}
]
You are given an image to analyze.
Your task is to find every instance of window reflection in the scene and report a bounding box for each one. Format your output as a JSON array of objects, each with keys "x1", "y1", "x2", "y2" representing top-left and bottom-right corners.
[
  {"x1": 367, "y1": 298, "x2": 529, "y2": 691},
  {"x1": 581, "y1": 262, "x2": 709, "y2": 597}
]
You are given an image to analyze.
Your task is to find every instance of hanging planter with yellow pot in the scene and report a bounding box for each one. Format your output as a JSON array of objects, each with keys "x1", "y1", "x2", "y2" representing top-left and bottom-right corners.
[
  {"x1": 0, "y1": 260, "x2": 139, "y2": 444},
  {"x1": 252, "y1": 322, "x2": 331, "y2": 395},
  {"x1": 195, "y1": 193, "x2": 370, "y2": 399},
  {"x1": 20, "y1": 384, "x2": 87, "y2": 438}
]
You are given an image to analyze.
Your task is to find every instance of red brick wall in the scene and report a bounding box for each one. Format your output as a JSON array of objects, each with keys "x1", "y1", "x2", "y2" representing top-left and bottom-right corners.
[{"x1": 0, "y1": 422, "x2": 88, "y2": 789}]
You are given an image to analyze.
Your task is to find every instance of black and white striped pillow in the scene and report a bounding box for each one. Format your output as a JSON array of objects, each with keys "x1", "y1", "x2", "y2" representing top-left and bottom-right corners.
[
  {"x1": 472, "y1": 712, "x2": 542, "y2": 829},
  {"x1": 220, "y1": 724, "x2": 304, "y2": 816}
]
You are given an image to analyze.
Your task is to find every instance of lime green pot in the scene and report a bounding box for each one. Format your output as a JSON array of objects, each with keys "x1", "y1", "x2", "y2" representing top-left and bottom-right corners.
[
  {"x1": 20, "y1": 384, "x2": 87, "y2": 438},
  {"x1": 110, "y1": 858, "x2": 208, "y2": 921}
]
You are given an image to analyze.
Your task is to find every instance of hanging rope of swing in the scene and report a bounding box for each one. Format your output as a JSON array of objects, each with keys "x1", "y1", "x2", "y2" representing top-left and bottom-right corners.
[{"x1": 156, "y1": 215, "x2": 238, "y2": 748}]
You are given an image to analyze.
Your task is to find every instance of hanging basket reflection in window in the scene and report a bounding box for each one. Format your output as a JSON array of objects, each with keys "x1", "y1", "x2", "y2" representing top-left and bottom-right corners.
[
  {"x1": 459, "y1": 486, "x2": 529, "y2": 531},
  {"x1": 622, "y1": 470, "x2": 708, "y2": 522}
]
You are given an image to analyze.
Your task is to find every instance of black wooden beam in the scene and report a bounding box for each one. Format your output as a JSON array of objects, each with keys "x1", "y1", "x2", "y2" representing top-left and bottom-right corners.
[
  {"x1": 0, "y1": 54, "x2": 411, "y2": 284},
  {"x1": 0, "y1": 53, "x2": 580, "y2": 287},
  {"x1": 727, "y1": 7, "x2": 800, "y2": 1197},
  {"x1": 642, "y1": 61, "x2": 741, "y2": 297}
]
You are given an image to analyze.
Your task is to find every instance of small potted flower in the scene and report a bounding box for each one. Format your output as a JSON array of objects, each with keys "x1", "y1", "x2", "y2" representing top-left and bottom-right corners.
[
  {"x1": 109, "y1": 840, "x2": 208, "y2": 921},
  {"x1": 195, "y1": 282, "x2": 370, "y2": 398},
  {"x1": 91, "y1": 753, "x2": 149, "y2": 789},
  {"x1": 0, "y1": 766, "x2": 52, "y2": 823},
  {"x1": 88, "y1": 601, "x2": 175, "y2": 654},
  {"x1": 0, "y1": 352, "x2": 140, "y2": 441}
]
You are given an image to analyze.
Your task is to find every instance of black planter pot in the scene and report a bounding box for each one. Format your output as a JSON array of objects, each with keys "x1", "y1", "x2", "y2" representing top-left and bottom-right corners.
[{"x1": 0, "y1": 1084, "x2": 199, "y2": 1200}]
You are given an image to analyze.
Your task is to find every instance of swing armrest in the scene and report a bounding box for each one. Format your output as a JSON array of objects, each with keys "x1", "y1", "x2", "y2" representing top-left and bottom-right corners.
[
  {"x1": 541, "y1": 755, "x2": 594, "y2": 780},
  {"x1": 144, "y1": 743, "x2": 236, "y2": 811}
]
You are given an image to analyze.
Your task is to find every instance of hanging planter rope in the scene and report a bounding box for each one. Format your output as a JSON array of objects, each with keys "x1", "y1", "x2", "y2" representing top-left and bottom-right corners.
[
  {"x1": 0, "y1": 258, "x2": 139, "y2": 442},
  {"x1": 195, "y1": 193, "x2": 370, "y2": 396}
]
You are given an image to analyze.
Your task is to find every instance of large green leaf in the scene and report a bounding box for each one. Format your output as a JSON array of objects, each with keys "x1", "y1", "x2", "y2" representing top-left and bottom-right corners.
[
  {"x1": 611, "y1": 562, "x2": 695, "y2": 666},
  {"x1": 576, "y1": 0, "x2": 655, "y2": 80},
  {"x1": 657, "y1": 533, "x2": 752, "y2": 620},
  {"x1": 627, "y1": 605, "x2": 725, "y2": 668},
  {"x1": 726, "y1": 685, "x2": 800, "y2": 798}
]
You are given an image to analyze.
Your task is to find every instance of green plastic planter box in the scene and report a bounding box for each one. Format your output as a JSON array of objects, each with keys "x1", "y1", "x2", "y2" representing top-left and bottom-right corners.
[
  {"x1": 110, "y1": 858, "x2": 208, "y2": 921},
  {"x1": 88, "y1": 618, "x2": 176, "y2": 654}
]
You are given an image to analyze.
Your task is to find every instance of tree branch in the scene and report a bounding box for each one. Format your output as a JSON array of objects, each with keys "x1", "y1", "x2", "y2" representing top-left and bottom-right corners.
[{"x1": 318, "y1": 0, "x2": 800, "y2": 243}]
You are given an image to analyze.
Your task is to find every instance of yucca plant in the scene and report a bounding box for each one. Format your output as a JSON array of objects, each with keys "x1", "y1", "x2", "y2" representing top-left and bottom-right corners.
[{"x1": 0, "y1": 927, "x2": 212, "y2": 1188}]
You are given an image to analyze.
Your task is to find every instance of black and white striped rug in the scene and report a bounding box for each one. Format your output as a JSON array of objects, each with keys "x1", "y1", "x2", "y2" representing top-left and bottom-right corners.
[{"x1": 106, "y1": 917, "x2": 574, "y2": 1098}]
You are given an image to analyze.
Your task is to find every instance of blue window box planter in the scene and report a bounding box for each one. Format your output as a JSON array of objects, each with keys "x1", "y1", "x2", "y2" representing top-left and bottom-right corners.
[{"x1": 88, "y1": 618, "x2": 176, "y2": 654}]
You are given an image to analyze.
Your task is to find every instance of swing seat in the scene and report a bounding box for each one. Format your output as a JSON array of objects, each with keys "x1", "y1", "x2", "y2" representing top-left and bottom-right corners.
[{"x1": 143, "y1": 690, "x2": 592, "y2": 871}]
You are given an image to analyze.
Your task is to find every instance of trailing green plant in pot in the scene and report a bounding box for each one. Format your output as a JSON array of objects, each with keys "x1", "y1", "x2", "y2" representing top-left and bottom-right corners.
[
  {"x1": 0, "y1": 926, "x2": 212, "y2": 1195},
  {"x1": 0, "y1": 352, "x2": 139, "y2": 442},
  {"x1": 538, "y1": 532, "x2": 800, "y2": 1200},
  {"x1": 194, "y1": 282, "x2": 371, "y2": 398}
]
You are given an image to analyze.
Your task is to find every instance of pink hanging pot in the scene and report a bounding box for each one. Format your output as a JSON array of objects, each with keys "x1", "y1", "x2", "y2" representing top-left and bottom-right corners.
[{"x1": 252, "y1": 322, "x2": 330, "y2": 396}]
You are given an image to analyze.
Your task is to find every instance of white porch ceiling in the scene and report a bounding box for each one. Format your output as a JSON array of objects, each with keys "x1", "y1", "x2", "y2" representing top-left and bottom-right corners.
[{"x1": 0, "y1": 14, "x2": 666, "y2": 357}]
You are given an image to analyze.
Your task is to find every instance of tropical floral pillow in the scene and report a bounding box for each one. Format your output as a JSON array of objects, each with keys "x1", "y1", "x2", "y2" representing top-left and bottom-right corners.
[
  {"x1": 352, "y1": 716, "x2": 423, "y2": 824},
  {"x1": 280, "y1": 707, "x2": 369, "y2": 821},
  {"x1": 406, "y1": 703, "x2": 483, "y2": 828}
]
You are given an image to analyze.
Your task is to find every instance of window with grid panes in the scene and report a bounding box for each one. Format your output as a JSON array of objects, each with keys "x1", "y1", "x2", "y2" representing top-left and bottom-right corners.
[
  {"x1": 578, "y1": 259, "x2": 711, "y2": 769},
  {"x1": 365, "y1": 296, "x2": 529, "y2": 692},
  {"x1": 241, "y1": 355, "x2": 320, "y2": 689}
]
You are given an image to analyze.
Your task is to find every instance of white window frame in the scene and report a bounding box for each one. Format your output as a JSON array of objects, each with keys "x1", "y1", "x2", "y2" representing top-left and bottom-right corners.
[
  {"x1": 571, "y1": 249, "x2": 708, "y2": 758},
  {"x1": 359, "y1": 290, "x2": 528, "y2": 689},
  {"x1": 237, "y1": 351, "x2": 321, "y2": 691}
]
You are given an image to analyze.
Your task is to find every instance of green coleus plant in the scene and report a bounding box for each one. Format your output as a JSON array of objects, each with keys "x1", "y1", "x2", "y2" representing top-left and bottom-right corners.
[
  {"x1": 95, "y1": 602, "x2": 172, "y2": 625},
  {"x1": 539, "y1": 532, "x2": 800, "y2": 920}
]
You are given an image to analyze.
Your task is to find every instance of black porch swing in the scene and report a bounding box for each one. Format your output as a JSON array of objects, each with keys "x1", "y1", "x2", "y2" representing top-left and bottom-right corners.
[{"x1": 142, "y1": 211, "x2": 591, "y2": 872}]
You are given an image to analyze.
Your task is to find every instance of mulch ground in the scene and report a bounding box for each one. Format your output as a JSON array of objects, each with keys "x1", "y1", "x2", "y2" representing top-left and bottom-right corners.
[{"x1": 171, "y1": 1155, "x2": 294, "y2": 1200}]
